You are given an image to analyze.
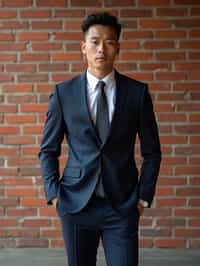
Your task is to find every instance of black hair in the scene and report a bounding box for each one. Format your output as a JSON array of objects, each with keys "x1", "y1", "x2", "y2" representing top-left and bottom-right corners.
[{"x1": 81, "y1": 12, "x2": 122, "y2": 40}]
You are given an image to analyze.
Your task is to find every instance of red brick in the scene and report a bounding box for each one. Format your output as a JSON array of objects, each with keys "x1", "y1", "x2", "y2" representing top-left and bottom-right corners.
[
  {"x1": 156, "y1": 218, "x2": 185, "y2": 227},
  {"x1": 51, "y1": 53, "x2": 82, "y2": 61},
  {"x1": 41, "y1": 229, "x2": 61, "y2": 237},
  {"x1": 71, "y1": 0, "x2": 101, "y2": 6},
  {"x1": 158, "y1": 177, "x2": 187, "y2": 186},
  {"x1": 22, "y1": 219, "x2": 51, "y2": 227},
  {"x1": 0, "y1": 105, "x2": 17, "y2": 113},
  {"x1": 20, "y1": 53, "x2": 49, "y2": 61},
  {"x1": 16, "y1": 238, "x2": 48, "y2": 248},
  {"x1": 36, "y1": 0, "x2": 67, "y2": 6},
  {"x1": 104, "y1": 0, "x2": 134, "y2": 6},
  {"x1": 6, "y1": 188, "x2": 37, "y2": 197},
  {"x1": 18, "y1": 74, "x2": 48, "y2": 82},
  {"x1": 21, "y1": 198, "x2": 46, "y2": 207},
  {"x1": 140, "y1": 19, "x2": 172, "y2": 28},
  {"x1": 7, "y1": 95, "x2": 36, "y2": 103},
  {"x1": 155, "y1": 239, "x2": 186, "y2": 248},
  {"x1": 189, "y1": 240, "x2": 200, "y2": 248},
  {"x1": 189, "y1": 219, "x2": 200, "y2": 227},
  {"x1": 7, "y1": 208, "x2": 37, "y2": 217},
  {"x1": 0, "y1": 21, "x2": 28, "y2": 29},
  {"x1": 120, "y1": 9, "x2": 152, "y2": 17},
  {"x1": 55, "y1": 9, "x2": 85, "y2": 18},
  {"x1": 191, "y1": 8, "x2": 200, "y2": 16},
  {"x1": 0, "y1": 219, "x2": 17, "y2": 227},
  {"x1": 175, "y1": 209, "x2": 200, "y2": 217},
  {"x1": 173, "y1": 19, "x2": 200, "y2": 28},
  {"x1": 39, "y1": 63, "x2": 68, "y2": 72},
  {"x1": 6, "y1": 115, "x2": 36, "y2": 124},
  {"x1": 155, "y1": 30, "x2": 186, "y2": 39},
  {"x1": 144, "y1": 41, "x2": 174, "y2": 49},
  {"x1": 121, "y1": 52, "x2": 153, "y2": 60},
  {"x1": 157, "y1": 113, "x2": 186, "y2": 122},
  {"x1": 156, "y1": 72, "x2": 186, "y2": 80},
  {"x1": 6, "y1": 64, "x2": 36, "y2": 73},
  {"x1": 175, "y1": 0, "x2": 200, "y2": 4},
  {"x1": 188, "y1": 199, "x2": 200, "y2": 207},
  {"x1": 122, "y1": 31, "x2": 153, "y2": 39},
  {"x1": 2, "y1": 0, "x2": 32, "y2": 7},
  {"x1": 156, "y1": 52, "x2": 185, "y2": 60},
  {"x1": 0, "y1": 198, "x2": 18, "y2": 207},
  {"x1": 21, "y1": 146, "x2": 40, "y2": 155},
  {"x1": 0, "y1": 73, "x2": 13, "y2": 82},
  {"x1": 4, "y1": 136, "x2": 35, "y2": 145},
  {"x1": 189, "y1": 52, "x2": 200, "y2": 60},
  {"x1": 51, "y1": 239, "x2": 64, "y2": 248},
  {"x1": 3, "y1": 84, "x2": 33, "y2": 93},
  {"x1": 156, "y1": 8, "x2": 187, "y2": 16},
  {"x1": 5, "y1": 229, "x2": 39, "y2": 238},
  {"x1": 180, "y1": 41, "x2": 200, "y2": 49},
  {"x1": 0, "y1": 10, "x2": 17, "y2": 18},
  {"x1": 175, "y1": 229, "x2": 200, "y2": 238},
  {"x1": 0, "y1": 126, "x2": 19, "y2": 135},
  {"x1": 189, "y1": 29, "x2": 200, "y2": 38},
  {"x1": 55, "y1": 32, "x2": 82, "y2": 40},
  {"x1": 20, "y1": 10, "x2": 51, "y2": 18},
  {"x1": 18, "y1": 32, "x2": 49, "y2": 41},
  {"x1": 190, "y1": 136, "x2": 200, "y2": 144},
  {"x1": 32, "y1": 43, "x2": 62, "y2": 51},
  {"x1": 20, "y1": 104, "x2": 47, "y2": 113},
  {"x1": 0, "y1": 53, "x2": 16, "y2": 61},
  {"x1": 32, "y1": 21, "x2": 62, "y2": 30},
  {"x1": 0, "y1": 147, "x2": 18, "y2": 156},
  {"x1": 160, "y1": 136, "x2": 187, "y2": 144},
  {"x1": 139, "y1": 238, "x2": 153, "y2": 248},
  {"x1": 0, "y1": 43, "x2": 26, "y2": 51},
  {"x1": 156, "y1": 187, "x2": 174, "y2": 196},
  {"x1": 156, "y1": 198, "x2": 186, "y2": 207},
  {"x1": 139, "y1": 0, "x2": 169, "y2": 5},
  {"x1": 0, "y1": 177, "x2": 33, "y2": 186}
]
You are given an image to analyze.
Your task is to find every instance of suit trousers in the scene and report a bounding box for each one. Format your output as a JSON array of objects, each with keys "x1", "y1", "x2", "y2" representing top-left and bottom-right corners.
[{"x1": 58, "y1": 196, "x2": 140, "y2": 266}]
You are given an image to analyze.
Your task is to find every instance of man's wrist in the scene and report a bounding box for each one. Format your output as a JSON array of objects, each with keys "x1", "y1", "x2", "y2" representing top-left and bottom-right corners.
[{"x1": 139, "y1": 199, "x2": 149, "y2": 208}]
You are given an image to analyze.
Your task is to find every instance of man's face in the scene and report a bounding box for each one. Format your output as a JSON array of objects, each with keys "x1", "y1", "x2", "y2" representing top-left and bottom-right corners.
[{"x1": 81, "y1": 25, "x2": 120, "y2": 76}]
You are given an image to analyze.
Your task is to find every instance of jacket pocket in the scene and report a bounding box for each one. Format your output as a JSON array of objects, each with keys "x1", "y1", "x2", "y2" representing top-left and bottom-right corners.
[{"x1": 63, "y1": 167, "x2": 81, "y2": 178}]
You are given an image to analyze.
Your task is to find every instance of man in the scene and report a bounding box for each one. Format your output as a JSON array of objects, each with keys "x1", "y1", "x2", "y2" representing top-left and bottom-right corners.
[{"x1": 39, "y1": 12, "x2": 161, "y2": 266}]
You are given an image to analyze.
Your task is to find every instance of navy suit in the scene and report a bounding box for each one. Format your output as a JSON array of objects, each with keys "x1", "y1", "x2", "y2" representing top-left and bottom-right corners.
[{"x1": 39, "y1": 70, "x2": 161, "y2": 266}]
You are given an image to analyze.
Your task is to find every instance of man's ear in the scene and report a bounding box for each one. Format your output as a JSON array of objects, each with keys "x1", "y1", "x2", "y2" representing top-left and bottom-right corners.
[
  {"x1": 81, "y1": 41, "x2": 86, "y2": 55},
  {"x1": 116, "y1": 42, "x2": 120, "y2": 55}
]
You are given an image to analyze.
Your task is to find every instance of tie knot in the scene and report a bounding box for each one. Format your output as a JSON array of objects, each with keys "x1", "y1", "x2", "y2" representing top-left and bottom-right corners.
[{"x1": 96, "y1": 80, "x2": 106, "y2": 90}]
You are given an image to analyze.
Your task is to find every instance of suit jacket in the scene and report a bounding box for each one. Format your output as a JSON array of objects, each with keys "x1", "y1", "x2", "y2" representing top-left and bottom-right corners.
[{"x1": 39, "y1": 70, "x2": 161, "y2": 216}]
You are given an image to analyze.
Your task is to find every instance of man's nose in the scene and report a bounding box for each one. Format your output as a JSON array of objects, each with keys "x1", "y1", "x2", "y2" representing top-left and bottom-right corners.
[{"x1": 97, "y1": 41, "x2": 105, "y2": 52}]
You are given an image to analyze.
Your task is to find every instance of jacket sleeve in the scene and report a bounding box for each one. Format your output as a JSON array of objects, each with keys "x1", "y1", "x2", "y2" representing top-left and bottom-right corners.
[
  {"x1": 138, "y1": 85, "x2": 162, "y2": 207},
  {"x1": 38, "y1": 85, "x2": 65, "y2": 205}
]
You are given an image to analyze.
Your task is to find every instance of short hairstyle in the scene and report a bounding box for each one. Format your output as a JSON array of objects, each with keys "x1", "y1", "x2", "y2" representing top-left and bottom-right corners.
[{"x1": 81, "y1": 12, "x2": 122, "y2": 40}]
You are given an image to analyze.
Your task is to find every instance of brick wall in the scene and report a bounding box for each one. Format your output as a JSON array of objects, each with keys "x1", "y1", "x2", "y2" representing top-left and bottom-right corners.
[{"x1": 0, "y1": 0, "x2": 200, "y2": 249}]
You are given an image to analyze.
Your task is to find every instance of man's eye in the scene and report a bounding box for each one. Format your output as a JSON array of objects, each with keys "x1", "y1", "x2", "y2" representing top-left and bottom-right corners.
[
  {"x1": 105, "y1": 40, "x2": 116, "y2": 45},
  {"x1": 91, "y1": 40, "x2": 98, "y2": 44}
]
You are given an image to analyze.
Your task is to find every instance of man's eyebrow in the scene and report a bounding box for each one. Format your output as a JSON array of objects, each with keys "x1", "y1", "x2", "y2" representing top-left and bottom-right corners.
[{"x1": 89, "y1": 36, "x2": 117, "y2": 41}]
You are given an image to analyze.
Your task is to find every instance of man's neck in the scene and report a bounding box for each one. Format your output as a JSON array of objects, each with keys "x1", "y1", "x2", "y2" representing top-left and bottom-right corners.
[{"x1": 87, "y1": 68, "x2": 113, "y2": 80}]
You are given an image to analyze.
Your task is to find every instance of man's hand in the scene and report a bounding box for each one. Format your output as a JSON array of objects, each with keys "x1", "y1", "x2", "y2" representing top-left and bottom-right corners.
[
  {"x1": 52, "y1": 198, "x2": 58, "y2": 208},
  {"x1": 137, "y1": 201, "x2": 145, "y2": 216}
]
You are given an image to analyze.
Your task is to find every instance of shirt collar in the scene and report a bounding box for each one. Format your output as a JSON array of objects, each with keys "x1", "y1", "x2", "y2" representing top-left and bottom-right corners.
[{"x1": 86, "y1": 69, "x2": 115, "y2": 92}]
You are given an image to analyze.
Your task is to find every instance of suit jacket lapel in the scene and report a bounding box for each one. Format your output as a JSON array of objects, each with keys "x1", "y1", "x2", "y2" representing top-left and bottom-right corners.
[
  {"x1": 105, "y1": 70, "x2": 127, "y2": 143},
  {"x1": 78, "y1": 72, "x2": 101, "y2": 145},
  {"x1": 78, "y1": 70, "x2": 127, "y2": 146}
]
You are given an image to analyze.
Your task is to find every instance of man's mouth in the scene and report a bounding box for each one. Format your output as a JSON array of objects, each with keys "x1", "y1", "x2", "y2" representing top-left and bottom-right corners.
[{"x1": 96, "y1": 57, "x2": 106, "y2": 61}]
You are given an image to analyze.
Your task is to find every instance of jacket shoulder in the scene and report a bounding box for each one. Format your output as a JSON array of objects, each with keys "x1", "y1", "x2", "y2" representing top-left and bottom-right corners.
[
  {"x1": 117, "y1": 72, "x2": 147, "y2": 89},
  {"x1": 56, "y1": 73, "x2": 83, "y2": 91}
]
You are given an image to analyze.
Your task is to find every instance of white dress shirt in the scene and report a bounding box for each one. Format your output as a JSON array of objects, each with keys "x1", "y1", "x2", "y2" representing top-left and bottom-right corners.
[{"x1": 86, "y1": 69, "x2": 116, "y2": 125}]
